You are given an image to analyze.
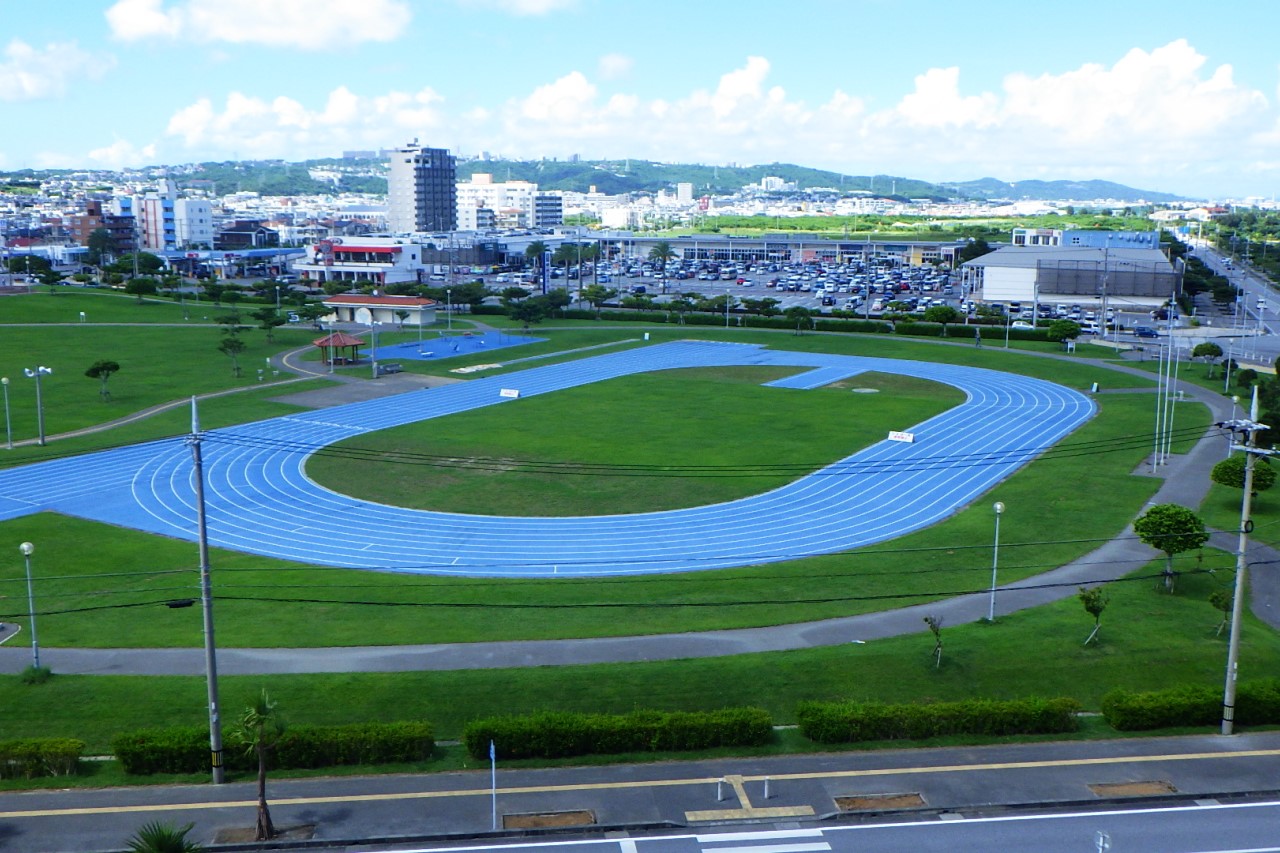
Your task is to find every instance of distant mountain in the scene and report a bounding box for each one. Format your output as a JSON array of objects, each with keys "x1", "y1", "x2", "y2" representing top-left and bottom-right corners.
[
  {"x1": 1, "y1": 158, "x2": 1186, "y2": 204},
  {"x1": 453, "y1": 158, "x2": 949, "y2": 199},
  {"x1": 953, "y1": 177, "x2": 1184, "y2": 204}
]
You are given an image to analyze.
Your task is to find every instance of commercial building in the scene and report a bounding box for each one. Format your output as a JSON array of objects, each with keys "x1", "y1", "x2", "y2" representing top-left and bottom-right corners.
[
  {"x1": 320, "y1": 293, "x2": 437, "y2": 326},
  {"x1": 387, "y1": 142, "x2": 456, "y2": 233},
  {"x1": 293, "y1": 236, "x2": 430, "y2": 286},
  {"x1": 961, "y1": 244, "x2": 1180, "y2": 312}
]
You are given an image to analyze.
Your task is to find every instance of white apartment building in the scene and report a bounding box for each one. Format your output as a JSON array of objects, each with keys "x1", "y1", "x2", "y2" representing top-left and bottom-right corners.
[
  {"x1": 175, "y1": 198, "x2": 214, "y2": 248},
  {"x1": 456, "y1": 174, "x2": 539, "y2": 230},
  {"x1": 387, "y1": 142, "x2": 456, "y2": 233}
]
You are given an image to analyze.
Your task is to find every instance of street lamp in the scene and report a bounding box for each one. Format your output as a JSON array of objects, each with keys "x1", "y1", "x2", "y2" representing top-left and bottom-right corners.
[
  {"x1": 23, "y1": 366, "x2": 51, "y2": 446},
  {"x1": 446, "y1": 288, "x2": 452, "y2": 334},
  {"x1": 370, "y1": 321, "x2": 382, "y2": 379},
  {"x1": 274, "y1": 285, "x2": 280, "y2": 311},
  {"x1": 19, "y1": 542, "x2": 39, "y2": 669},
  {"x1": 1, "y1": 376, "x2": 10, "y2": 450},
  {"x1": 988, "y1": 502, "x2": 1005, "y2": 621}
]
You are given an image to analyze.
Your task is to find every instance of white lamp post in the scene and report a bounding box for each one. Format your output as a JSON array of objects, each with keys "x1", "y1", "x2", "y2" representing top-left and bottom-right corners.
[
  {"x1": 22, "y1": 366, "x2": 51, "y2": 446},
  {"x1": 988, "y1": 502, "x2": 1005, "y2": 621},
  {"x1": 446, "y1": 288, "x2": 452, "y2": 333},
  {"x1": 1, "y1": 376, "x2": 10, "y2": 450},
  {"x1": 19, "y1": 542, "x2": 39, "y2": 669}
]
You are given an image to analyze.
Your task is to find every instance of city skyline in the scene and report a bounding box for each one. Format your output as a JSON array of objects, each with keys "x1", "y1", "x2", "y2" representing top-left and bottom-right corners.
[{"x1": 1, "y1": 0, "x2": 1277, "y2": 200}]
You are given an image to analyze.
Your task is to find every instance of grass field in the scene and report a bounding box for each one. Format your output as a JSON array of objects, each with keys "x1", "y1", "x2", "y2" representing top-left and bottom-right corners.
[
  {"x1": 0, "y1": 559, "x2": 1269, "y2": 756},
  {"x1": 305, "y1": 367, "x2": 965, "y2": 515},
  {"x1": 0, "y1": 291, "x2": 1269, "y2": 785}
]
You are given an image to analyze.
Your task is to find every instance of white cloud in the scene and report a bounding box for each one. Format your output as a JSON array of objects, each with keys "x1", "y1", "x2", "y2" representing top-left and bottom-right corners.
[
  {"x1": 0, "y1": 40, "x2": 113, "y2": 102},
  {"x1": 164, "y1": 86, "x2": 447, "y2": 158},
  {"x1": 144, "y1": 41, "x2": 1275, "y2": 197},
  {"x1": 457, "y1": 0, "x2": 577, "y2": 15},
  {"x1": 106, "y1": 0, "x2": 412, "y2": 49},
  {"x1": 598, "y1": 53, "x2": 632, "y2": 80}
]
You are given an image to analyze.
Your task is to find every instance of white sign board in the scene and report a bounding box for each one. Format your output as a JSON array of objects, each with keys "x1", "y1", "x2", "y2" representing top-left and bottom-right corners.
[
  {"x1": 499, "y1": 388, "x2": 521, "y2": 399},
  {"x1": 888, "y1": 430, "x2": 915, "y2": 444}
]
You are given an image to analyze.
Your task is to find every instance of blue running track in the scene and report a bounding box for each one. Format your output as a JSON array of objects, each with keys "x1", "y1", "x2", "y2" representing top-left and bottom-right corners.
[{"x1": 0, "y1": 341, "x2": 1094, "y2": 576}]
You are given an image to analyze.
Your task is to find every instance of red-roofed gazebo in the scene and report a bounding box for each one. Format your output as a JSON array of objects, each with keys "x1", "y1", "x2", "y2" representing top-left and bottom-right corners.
[{"x1": 313, "y1": 331, "x2": 366, "y2": 366}]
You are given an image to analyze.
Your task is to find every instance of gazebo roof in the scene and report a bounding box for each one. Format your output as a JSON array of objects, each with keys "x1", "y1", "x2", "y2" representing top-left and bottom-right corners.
[{"x1": 312, "y1": 332, "x2": 366, "y2": 347}]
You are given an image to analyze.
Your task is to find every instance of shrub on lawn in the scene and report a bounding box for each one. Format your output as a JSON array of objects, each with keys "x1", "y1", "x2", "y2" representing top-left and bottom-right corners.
[
  {"x1": 0, "y1": 737, "x2": 86, "y2": 778},
  {"x1": 1102, "y1": 679, "x2": 1280, "y2": 731},
  {"x1": 113, "y1": 721, "x2": 434, "y2": 775},
  {"x1": 797, "y1": 697, "x2": 1081, "y2": 743},
  {"x1": 462, "y1": 707, "x2": 773, "y2": 761}
]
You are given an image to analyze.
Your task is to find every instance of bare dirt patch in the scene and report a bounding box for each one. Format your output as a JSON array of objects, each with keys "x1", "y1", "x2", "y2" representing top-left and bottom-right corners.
[
  {"x1": 214, "y1": 824, "x2": 316, "y2": 843},
  {"x1": 1089, "y1": 780, "x2": 1177, "y2": 797},
  {"x1": 835, "y1": 792, "x2": 926, "y2": 811},
  {"x1": 503, "y1": 810, "x2": 596, "y2": 829}
]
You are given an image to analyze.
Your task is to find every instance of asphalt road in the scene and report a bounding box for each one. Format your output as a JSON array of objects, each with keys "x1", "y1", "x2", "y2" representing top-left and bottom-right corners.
[{"x1": 6, "y1": 731, "x2": 1280, "y2": 852}]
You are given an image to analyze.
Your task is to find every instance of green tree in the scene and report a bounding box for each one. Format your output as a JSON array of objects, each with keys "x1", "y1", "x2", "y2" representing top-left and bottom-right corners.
[
  {"x1": 1211, "y1": 454, "x2": 1277, "y2": 494},
  {"x1": 1133, "y1": 503, "x2": 1209, "y2": 593},
  {"x1": 202, "y1": 282, "x2": 226, "y2": 305},
  {"x1": 86, "y1": 228, "x2": 114, "y2": 267},
  {"x1": 236, "y1": 689, "x2": 284, "y2": 841},
  {"x1": 1078, "y1": 585, "x2": 1109, "y2": 645},
  {"x1": 84, "y1": 359, "x2": 120, "y2": 401},
  {"x1": 500, "y1": 285, "x2": 531, "y2": 305},
  {"x1": 124, "y1": 276, "x2": 159, "y2": 303},
  {"x1": 217, "y1": 335, "x2": 247, "y2": 377},
  {"x1": 923, "y1": 615, "x2": 943, "y2": 668},
  {"x1": 250, "y1": 307, "x2": 285, "y2": 343},
  {"x1": 923, "y1": 304, "x2": 961, "y2": 336},
  {"x1": 1047, "y1": 319, "x2": 1082, "y2": 342},
  {"x1": 785, "y1": 305, "x2": 813, "y2": 335},
  {"x1": 507, "y1": 295, "x2": 550, "y2": 331},
  {"x1": 1209, "y1": 589, "x2": 1232, "y2": 636},
  {"x1": 125, "y1": 820, "x2": 204, "y2": 853},
  {"x1": 1191, "y1": 341, "x2": 1224, "y2": 377},
  {"x1": 37, "y1": 267, "x2": 66, "y2": 291},
  {"x1": 648, "y1": 240, "x2": 676, "y2": 276},
  {"x1": 579, "y1": 284, "x2": 615, "y2": 315},
  {"x1": 111, "y1": 252, "x2": 164, "y2": 277},
  {"x1": 957, "y1": 238, "x2": 994, "y2": 264},
  {"x1": 395, "y1": 309, "x2": 410, "y2": 329},
  {"x1": 545, "y1": 288, "x2": 572, "y2": 316},
  {"x1": 667, "y1": 295, "x2": 694, "y2": 324},
  {"x1": 525, "y1": 240, "x2": 548, "y2": 273}
]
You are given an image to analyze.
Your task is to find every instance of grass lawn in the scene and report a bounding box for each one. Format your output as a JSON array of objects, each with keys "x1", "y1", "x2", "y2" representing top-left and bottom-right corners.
[
  {"x1": 0, "y1": 390, "x2": 1214, "y2": 648},
  {"x1": 0, "y1": 559, "x2": 1268, "y2": 755},
  {"x1": 305, "y1": 367, "x2": 964, "y2": 515}
]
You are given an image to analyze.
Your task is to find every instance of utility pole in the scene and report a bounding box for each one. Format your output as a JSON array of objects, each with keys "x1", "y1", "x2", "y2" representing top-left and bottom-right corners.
[
  {"x1": 1219, "y1": 385, "x2": 1272, "y2": 735},
  {"x1": 188, "y1": 398, "x2": 226, "y2": 782}
]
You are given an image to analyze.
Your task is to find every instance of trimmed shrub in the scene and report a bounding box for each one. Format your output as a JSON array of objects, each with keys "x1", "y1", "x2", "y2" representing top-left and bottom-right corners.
[
  {"x1": 0, "y1": 737, "x2": 86, "y2": 779},
  {"x1": 797, "y1": 697, "x2": 1080, "y2": 743},
  {"x1": 463, "y1": 707, "x2": 773, "y2": 761},
  {"x1": 113, "y1": 721, "x2": 434, "y2": 776},
  {"x1": 1102, "y1": 679, "x2": 1280, "y2": 731}
]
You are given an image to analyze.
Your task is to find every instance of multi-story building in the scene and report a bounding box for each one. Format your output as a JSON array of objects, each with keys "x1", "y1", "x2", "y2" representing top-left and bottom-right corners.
[
  {"x1": 66, "y1": 201, "x2": 135, "y2": 256},
  {"x1": 293, "y1": 236, "x2": 429, "y2": 286},
  {"x1": 386, "y1": 142, "x2": 456, "y2": 233},
  {"x1": 174, "y1": 198, "x2": 214, "y2": 248},
  {"x1": 456, "y1": 174, "x2": 540, "y2": 230},
  {"x1": 535, "y1": 193, "x2": 564, "y2": 228}
]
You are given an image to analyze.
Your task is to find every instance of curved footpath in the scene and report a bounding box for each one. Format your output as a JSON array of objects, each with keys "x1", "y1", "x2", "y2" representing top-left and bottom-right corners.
[{"x1": 0, "y1": 336, "x2": 1274, "y2": 675}]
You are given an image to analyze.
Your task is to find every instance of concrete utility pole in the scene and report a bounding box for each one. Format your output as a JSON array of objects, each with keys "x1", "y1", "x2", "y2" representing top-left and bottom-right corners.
[{"x1": 1219, "y1": 385, "x2": 1272, "y2": 735}]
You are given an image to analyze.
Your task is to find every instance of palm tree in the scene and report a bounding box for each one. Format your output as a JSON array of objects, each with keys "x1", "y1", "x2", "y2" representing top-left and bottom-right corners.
[
  {"x1": 525, "y1": 240, "x2": 548, "y2": 277},
  {"x1": 125, "y1": 821, "x2": 204, "y2": 853},
  {"x1": 239, "y1": 689, "x2": 285, "y2": 841},
  {"x1": 648, "y1": 241, "x2": 676, "y2": 293}
]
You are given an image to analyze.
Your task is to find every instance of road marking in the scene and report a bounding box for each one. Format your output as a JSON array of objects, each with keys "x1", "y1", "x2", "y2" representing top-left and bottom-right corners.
[
  {"x1": 4, "y1": 748, "x2": 1280, "y2": 821},
  {"x1": 685, "y1": 774, "x2": 815, "y2": 821}
]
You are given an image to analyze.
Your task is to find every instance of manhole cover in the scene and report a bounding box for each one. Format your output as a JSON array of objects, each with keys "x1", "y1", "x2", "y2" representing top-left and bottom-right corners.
[
  {"x1": 504, "y1": 810, "x2": 596, "y2": 829},
  {"x1": 835, "y1": 792, "x2": 926, "y2": 811},
  {"x1": 1089, "y1": 781, "x2": 1177, "y2": 797}
]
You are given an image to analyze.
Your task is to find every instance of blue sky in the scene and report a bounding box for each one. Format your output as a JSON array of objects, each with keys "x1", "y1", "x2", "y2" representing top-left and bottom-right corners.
[{"x1": 2, "y1": 0, "x2": 1277, "y2": 199}]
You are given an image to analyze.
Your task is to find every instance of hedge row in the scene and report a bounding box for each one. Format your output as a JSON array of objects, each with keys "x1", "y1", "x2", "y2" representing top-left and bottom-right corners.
[
  {"x1": 1102, "y1": 679, "x2": 1280, "y2": 731},
  {"x1": 0, "y1": 738, "x2": 86, "y2": 779},
  {"x1": 797, "y1": 697, "x2": 1081, "y2": 743},
  {"x1": 462, "y1": 708, "x2": 773, "y2": 761},
  {"x1": 112, "y1": 721, "x2": 434, "y2": 776}
]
